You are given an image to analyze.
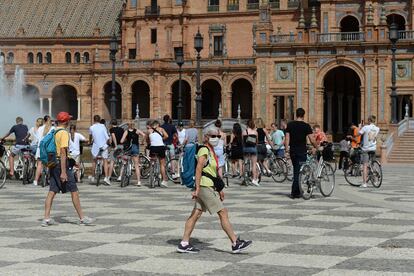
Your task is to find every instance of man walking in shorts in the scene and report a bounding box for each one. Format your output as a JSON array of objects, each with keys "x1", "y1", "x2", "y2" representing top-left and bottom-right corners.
[
  {"x1": 42, "y1": 112, "x2": 94, "y2": 226},
  {"x1": 89, "y1": 115, "x2": 111, "y2": 185},
  {"x1": 177, "y1": 127, "x2": 252, "y2": 254}
]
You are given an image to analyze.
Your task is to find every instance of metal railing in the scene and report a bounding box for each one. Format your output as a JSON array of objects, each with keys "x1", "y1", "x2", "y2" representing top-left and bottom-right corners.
[
  {"x1": 145, "y1": 5, "x2": 160, "y2": 16},
  {"x1": 246, "y1": 2, "x2": 259, "y2": 10},
  {"x1": 270, "y1": 34, "x2": 296, "y2": 43},
  {"x1": 269, "y1": 1, "x2": 280, "y2": 9},
  {"x1": 317, "y1": 32, "x2": 364, "y2": 43},
  {"x1": 227, "y1": 4, "x2": 239, "y2": 11},
  {"x1": 398, "y1": 30, "x2": 414, "y2": 41},
  {"x1": 207, "y1": 5, "x2": 219, "y2": 12},
  {"x1": 288, "y1": 0, "x2": 300, "y2": 8}
]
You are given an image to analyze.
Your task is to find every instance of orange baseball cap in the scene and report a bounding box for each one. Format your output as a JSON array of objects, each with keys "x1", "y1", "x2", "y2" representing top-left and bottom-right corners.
[{"x1": 56, "y1": 112, "x2": 73, "y2": 123}]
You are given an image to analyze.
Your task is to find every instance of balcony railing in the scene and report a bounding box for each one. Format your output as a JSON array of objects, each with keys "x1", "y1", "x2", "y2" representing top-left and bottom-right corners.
[
  {"x1": 145, "y1": 5, "x2": 160, "y2": 16},
  {"x1": 227, "y1": 4, "x2": 239, "y2": 11},
  {"x1": 247, "y1": 2, "x2": 259, "y2": 10},
  {"x1": 399, "y1": 30, "x2": 414, "y2": 41},
  {"x1": 269, "y1": 1, "x2": 280, "y2": 9},
  {"x1": 317, "y1": 32, "x2": 364, "y2": 43},
  {"x1": 287, "y1": 0, "x2": 300, "y2": 8},
  {"x1": 270, "y1": 34, "x2": 296, "y2": 43},
  {"x1": 208, "y1": 5, "x2": 219, "y2": 12}
]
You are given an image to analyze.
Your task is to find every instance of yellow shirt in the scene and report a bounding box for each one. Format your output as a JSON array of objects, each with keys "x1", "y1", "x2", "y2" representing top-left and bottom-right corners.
[
  {"x1": 55, "y1": 128, "x2": 70, "y2": 158},
  {"x1": 197, "y1": 146, "x2": 217, "y2": 188}
]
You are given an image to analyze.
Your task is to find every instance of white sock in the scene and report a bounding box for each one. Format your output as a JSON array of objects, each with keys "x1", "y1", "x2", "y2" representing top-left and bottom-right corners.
[{"x1": 180, "y1": 241, "x2": 189, "y2": 247}]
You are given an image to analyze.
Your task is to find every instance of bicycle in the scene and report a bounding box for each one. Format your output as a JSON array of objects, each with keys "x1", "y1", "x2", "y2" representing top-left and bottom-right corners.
[
  {"x1": 139, "y1": 153, "x2": 151, "y2": 179},
  {"x1": 242, "y1": 153, "x2": 261, "y2": 186},
  {"x1": 21, "y1": 146, "x2": 36, "y2": 185},
  {"x1": 149, "y1": 153, "x2": 161, "y2": 188},
  {"x1": 298, "y1": 146, "x2": 336, "y2": 200},
  {"x1": 119, "y1": 150, "x2": 133, "y2": 188},
  {"x1": 95, "y1": 147, "x2": 105, "y2": 186},
  {"x1": 267, "y1": 149, "x2": 288, "y2": 183},
  {"x1": 0, "y1": 142, "x2": 7, "y2": 188},
  {"x1": 39, "y1": 166, "x2": 50, "y2": 187},
  {"x1": 165, "y1": 147, "x2": 181, "y2": 184},
  {"x1": 344, "y1": 148, "x2": 382, "y2": 188}
]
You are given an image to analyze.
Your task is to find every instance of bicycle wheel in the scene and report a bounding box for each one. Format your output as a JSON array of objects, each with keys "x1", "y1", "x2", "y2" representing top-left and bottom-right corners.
[
  {"x1": 120, "y1": 162, "x2": 130, "y2": 188},
  {"x1": 242, "y1": 160, "x2": 251, "y2": 185},
  {"x1": 269, "y1": 158, "x2": 287, "y2": 183},
  {"x1": 80, "y1": 161, "x2": 85, "y2": 180},
  {"x1": 166, "y1": 158, "x2": 180, "y2": 183},
  {"x1": 28, "y1": 158, "x2": 36, "y2": 183},
  {"x1": 139, "y1": 155, "x2": 151, "y2": 179},
  {"x1": 370, "y1": 161, "x2": 382, "y2": 188},
  {"x1": 95, "y1": 163, "x2": 102, "y2": 186},
  {"x1": 319, "y1": 163, "x2": 335, "y2": 197},
  {"x1": 0, "y1": 161, "x2": 6, "y2": 188},
  {"x1": 22, "y1": 160, "x2": 29, "y2": 185},
  {"x1": 256, "y1": 163, "x2": 262, "y2": 183},
  {"x1": 299, "y1": 164, "x2": 313, "y2": 200},
  {"x1": 285, "y1": 158, "x2": 293, "y2": 181},
  {"x1": 223, "y1": 159, "x2": 230, "y2": 187},
  {"x1": 344, "y1": 163, "x2": 363, "y2": 187},
  {"x1": 149, "y1": 163, "x2": 155, "y2": 188}
]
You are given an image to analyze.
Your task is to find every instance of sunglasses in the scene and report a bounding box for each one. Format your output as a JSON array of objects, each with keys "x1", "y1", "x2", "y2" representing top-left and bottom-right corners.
[{"x1": 209, "y1": 135, "x2": 221, "y2": 138}]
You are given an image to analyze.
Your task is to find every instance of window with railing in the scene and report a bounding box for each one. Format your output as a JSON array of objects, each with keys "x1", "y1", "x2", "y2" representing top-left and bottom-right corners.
[
  {"x1": 269, "y1": 0, "x2": 280, "y2": 9},
  {"x1": 247, "y1": 0, "x2": 259, "y2": 10},
  {"x1": 145, "y1": 0, "x2": 160, "y2": 16},
  {"x1": 84, "y1": 52, "x2": 90, "y2": 63},
  {"x1": 227, "y1": 0, "x2": 239, "y2": 11},
  {"x1": 27, "y1": 53, "x2": 34, "y2": 64},
  {"x1": 45, "y1": 52, "x2": 52, "y2": 64},
  {"x1": 37, "y1": 52, "x2": 43, "y2": 64},
  {"x1": 65, "y1": 52, "x2": 71, "y2": 64},
  {"x1": 208, "y1": 0, "x2": 219, "y2": 12},
  {"x1": 287, "y1": 0, "x2": 300, "y2": 8},
  {"x1": 74, "y1": 52, "x2": 81, "y2": 64},
  {"x1": 214, "y1": 36, "x2": 223, "y2": 56}
]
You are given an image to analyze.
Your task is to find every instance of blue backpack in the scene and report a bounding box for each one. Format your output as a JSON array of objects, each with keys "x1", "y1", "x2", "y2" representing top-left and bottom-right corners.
[
  {"x1": 181, "y1": 143, "x2": 208, "y2": 189},
  {"x1": 39, "y1": 129, "x2": 66, "y2": 168}
]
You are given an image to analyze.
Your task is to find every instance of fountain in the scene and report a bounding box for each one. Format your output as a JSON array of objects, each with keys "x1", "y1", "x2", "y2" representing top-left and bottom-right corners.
[{"x1": 0, "y1": 56, "x2": 39, "y2": 134}]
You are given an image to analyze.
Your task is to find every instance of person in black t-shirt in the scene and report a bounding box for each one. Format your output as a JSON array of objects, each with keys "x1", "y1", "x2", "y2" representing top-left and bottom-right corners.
[
  {"x1": 1, "y1": 117, "x2": 29, "y2": 178},
  {"x1": 161, "y1": 114, "x2": 179, "y2": 178},
  {"x1": 284, "y1": 108, "x2": 318, "y2": 199},
  {"x1": 108, "y1": 119, "x2": 125, "y2": 181}
]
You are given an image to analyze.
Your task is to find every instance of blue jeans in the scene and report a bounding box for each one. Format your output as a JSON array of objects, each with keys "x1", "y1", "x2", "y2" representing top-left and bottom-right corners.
[
  {"x1": 290, "y1": 151, "x2": 307, "y2": 196},
  {"x1": 275, "y1": 149, "x2": 285, "y2": 158}
]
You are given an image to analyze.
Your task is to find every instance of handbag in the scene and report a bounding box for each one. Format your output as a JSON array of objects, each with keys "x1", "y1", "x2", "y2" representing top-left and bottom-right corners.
[
  {"x1": 202, "y1": 171, "x2": 225, "y2": 192},
  {"x1": 245, "y1": 130, "x2": 256, "y2": 146}
]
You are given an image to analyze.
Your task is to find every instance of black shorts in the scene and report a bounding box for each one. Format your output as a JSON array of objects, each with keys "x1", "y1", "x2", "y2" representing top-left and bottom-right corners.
[
  {"x1": 49, "y1": 164, "x2": 78, "y2": 194},
  {"x1": 150, "y1": 146, "x2": 166, "y2": 158}
]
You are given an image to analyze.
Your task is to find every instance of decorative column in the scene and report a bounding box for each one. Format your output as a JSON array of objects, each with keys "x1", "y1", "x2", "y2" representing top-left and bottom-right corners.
[
  {"x1": 39, "y1": 98, "x2": 43, "y2": 115},
  {"x1": 77, "y1": 97, "x2": 81, "y2": 120},
  {"x1": 337, "y1": 93, "x2": 343, "y2": 134},
  {"x1": 326, "y1": 91, "x2": 333, "y2": 134},
  {"x1": 347, "y1": 95, "x2": 354, "y2": 125},
  {"x1": 48, "y1": 98, "x2": 52, "y2": 116}
]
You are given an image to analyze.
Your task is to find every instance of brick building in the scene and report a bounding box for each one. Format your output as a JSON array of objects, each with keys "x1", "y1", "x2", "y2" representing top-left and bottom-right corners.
[{"x1": 0, "y1": 0, "x2": 413, "y2": 141}]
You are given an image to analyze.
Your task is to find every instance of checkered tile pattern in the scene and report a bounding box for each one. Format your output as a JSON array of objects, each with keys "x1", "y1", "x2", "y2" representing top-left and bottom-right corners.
[{"x1": 0, "y1": 165, "x2": 413, "y2": 275}]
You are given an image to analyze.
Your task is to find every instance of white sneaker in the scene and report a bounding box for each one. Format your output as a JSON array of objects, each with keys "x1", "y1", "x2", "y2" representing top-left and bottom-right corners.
[
  {"x1": 361, "y1": 183, "x2": 368, "y2": 188},
  {"x1": 117, "y1": 176, "x2": 122, "y2": 181},
  {"x1": 33, "y1": 180, "x2": 38, "y2": 186},
  {"x1": 90, "y1": 176, "x2": 96, "y2": 183},
  {"x1": 160, "y1": 181, "x2": 169, "y2": 188},
  {"x1": 103, "y1": 177, "x2": 111, "y2": 186},
  {"x1": 135, "y1": 181, "x2": 141, "y2": 187},
  {"x1": 251, "y1": 179, "x2": 260, "y2": 187}
]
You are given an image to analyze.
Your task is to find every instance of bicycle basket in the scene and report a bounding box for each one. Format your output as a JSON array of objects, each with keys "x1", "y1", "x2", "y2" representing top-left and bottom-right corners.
[
  {"x1": 0, "y1": 144, "x2": 4, "y2": 158},
  {"x1": 322, "y1": 143, "x2": 334, "y2": 161}
]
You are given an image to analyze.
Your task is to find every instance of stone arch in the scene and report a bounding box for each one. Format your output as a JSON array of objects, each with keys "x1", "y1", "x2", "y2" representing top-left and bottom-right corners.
[
  {"x1": 103, "y1": 81, "x2": 122, "y2": 119},
  {"x1": 201, "y1": 79, "x2": 222, "y2": 119},
  {"x1": 171, "y1": 79, "x2": 191, "y2": 120},
  {"x1": 226, "y1": 74, "x2": 254, "y2": 93},
  {"x1": 131, "y1": 80, "x2": 150, "y2": 119},
  {"x1": 340, "y1": 15, "x2": 360, "y2": 32},
  {"x1": 51, "y1": 85, "x2": 78, "y2": 119},
  {"x1": 231, "y1": 78, "x2": 253, "y2": 119},
  {"x1": 386, "y1": 13, "x2": 406, "y2": 30},
  {"x1": 317, "y1": 59, "x2": 365, "y2": 89},
  {"x1": 337, "y1": 13, "x2": 361, "y2": 30}
]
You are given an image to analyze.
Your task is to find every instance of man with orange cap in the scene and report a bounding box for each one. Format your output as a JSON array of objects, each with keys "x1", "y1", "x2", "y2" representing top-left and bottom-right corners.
[{"x1": 41, "y1": 112, "x2": 94, "y2": 227}]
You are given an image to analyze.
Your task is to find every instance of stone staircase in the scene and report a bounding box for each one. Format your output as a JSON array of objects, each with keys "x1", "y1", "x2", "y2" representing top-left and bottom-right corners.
[{"x1": 387, "y1": 118, "x2": 414, "y2": 163}]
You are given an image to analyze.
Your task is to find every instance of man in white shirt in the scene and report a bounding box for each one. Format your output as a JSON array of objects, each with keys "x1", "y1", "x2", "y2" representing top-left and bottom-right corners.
[
  {"x1": 89, "y1": 115, "x2": 110, "y2": 185},
  {"x1": 358, "y1": 115, "x2": 380, "y2": 188},
  {"x1": 177, "y1": 122, "x2": 186, "y2": 146}
]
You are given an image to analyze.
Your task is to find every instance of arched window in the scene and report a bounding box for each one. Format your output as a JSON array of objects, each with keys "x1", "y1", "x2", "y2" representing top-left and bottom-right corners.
[
  {"x1": 7, "y1": 52, "x2": 14, "y2": 64},
  {"x1": 74, "y1": 52, "x2": 81, "y2": 64},
  {"x1": 28, "y1": 53, "x2": 34, "y2": 64},
  {"x1": 37, "y1": 52, "x2": 43, "y2": 64},
  {"x1": 65, "y1": 52, "x2": 72, "y2": 64},
  {"x1": 83, "y1": 52, "x2": 90, "y2": 63},
  {"x1": 45, "y1": 52, "x2": 52, "y2": 64},
  {"x1": 0, "y1": 52, "x2": 5, "y2": 63}
]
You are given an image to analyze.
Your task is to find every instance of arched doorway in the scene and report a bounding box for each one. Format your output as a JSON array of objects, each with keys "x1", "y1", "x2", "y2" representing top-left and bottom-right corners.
[
  {"x1": 23, "y1": 85, "x2": 41, "y2": 113},
  {"x1": 231, "y1": 78, "x2": 252, "y2": 119},
  {"x1": 171, "y1": 80, "x2": 191, "y2": 120},
  {"x1": 52, "y1": 85, "x2": 78, "y2": 120},
  {"x1": 201, "y1": 79, "x2": 221, "y2": 119},
  {"x1": 131, "y1": 80, "x2": 150, "y2": 119},
  {"x1": 104, "y1": 82, "x2": 122, "y2": 119},
  {"x1": 340, "y1": 16, "x2": 359, "y2": 32},
  {"x1": 387, "y1": 14, "x2": 406, "y2": 31},
  {"x1": 323, "y1": 66, "x2": 361, "y2": 141}
]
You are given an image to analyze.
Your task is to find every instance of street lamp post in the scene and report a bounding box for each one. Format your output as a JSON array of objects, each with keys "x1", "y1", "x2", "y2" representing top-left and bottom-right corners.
[
  {"x1": 194, "y1": 28, "x2": 204, "y2": 126},
  {"x1": 175, "y1": 47, "x2": 184, "y2": 125},
  {"x1": 389, "y1": 22, "x2": 399, "y2": 124},
  {"x1": 109, "y1": 33, "x2": 119, "y2": 120}
]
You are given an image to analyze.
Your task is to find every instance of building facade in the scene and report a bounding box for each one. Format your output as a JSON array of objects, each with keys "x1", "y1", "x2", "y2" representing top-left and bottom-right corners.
[{"x1": 0, "y1": 0, "x2": 413, "y2": 140}]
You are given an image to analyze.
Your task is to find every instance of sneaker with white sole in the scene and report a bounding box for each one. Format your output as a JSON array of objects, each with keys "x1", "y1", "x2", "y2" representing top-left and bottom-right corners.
[
  {"x1": 103, "y1": 177, "x2": 111, "y2": 186},
  {"x1": 80, "y1": 217, "x2": 95, "y2": 226},
  {"x1": 177, "y1": 243, "x2": 200, "y2": 253},
  {"x1": 134, "y1": 181, "x2": 141, "y2": 187},
  {"x1": 160, "y1": 181, "x2": 168, "y2": 188},
  {"x1": 117, "y1": 176, "x2": 122, "y2": 182},
  {"x1": 251, "y1": 179, "x2": 260, "y2": 187},
  {"x1": 33, "y1": 180, "x2": 38, "y2": 186},
  {"x1": 232, "y1": 237, "x2": 252, "y2": 253},
  {"x1": 41, "y1": 218, "x2": 55, "y2": 227},
  {"x1": 361, "y1": 183, "x2": 368, "y2": 188}
]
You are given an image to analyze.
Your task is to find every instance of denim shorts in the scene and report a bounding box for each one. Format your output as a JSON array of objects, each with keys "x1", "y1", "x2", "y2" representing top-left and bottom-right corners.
[
  {"x1": 130, "y1": 144, "x2": 139, "y2": 156},
  {"x1": 243, "y1": 146, "x2": 257, "y2": 155}
]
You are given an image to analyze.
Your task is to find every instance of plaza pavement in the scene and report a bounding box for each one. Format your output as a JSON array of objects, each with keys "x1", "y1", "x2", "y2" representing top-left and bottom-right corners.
[{"x1": 0, "y1": 165, "x2": 413, "y2": 275}]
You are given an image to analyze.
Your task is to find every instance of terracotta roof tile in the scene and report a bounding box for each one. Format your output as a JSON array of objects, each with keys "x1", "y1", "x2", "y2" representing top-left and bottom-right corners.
[{"x1": 0, "y1": 0, "x2": 123, "y2": 38}]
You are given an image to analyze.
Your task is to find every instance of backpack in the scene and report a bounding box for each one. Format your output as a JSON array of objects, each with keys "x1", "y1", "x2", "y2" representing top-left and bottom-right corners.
[
  {"x1": 180, "y1": 143, "x2": 208, "y2": 189},
  {"x1": 39, "y1": 129, "x2": 66, "y2": 168}
]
